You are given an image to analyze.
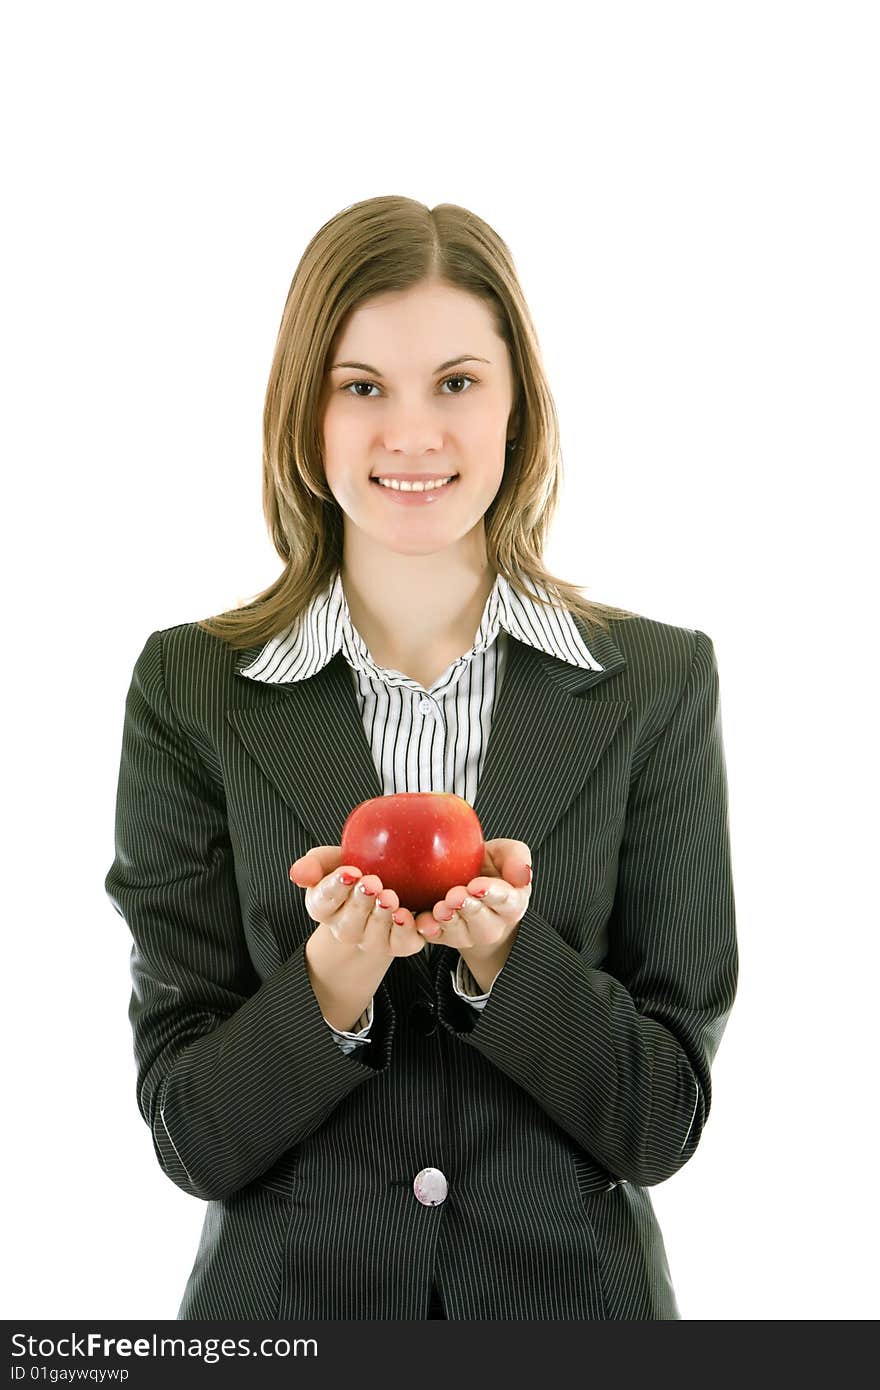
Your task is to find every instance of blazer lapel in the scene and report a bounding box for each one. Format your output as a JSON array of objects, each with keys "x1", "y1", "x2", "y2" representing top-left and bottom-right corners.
[{"x1": 227, "y1": 617, "x2": 629, "y2": 991}]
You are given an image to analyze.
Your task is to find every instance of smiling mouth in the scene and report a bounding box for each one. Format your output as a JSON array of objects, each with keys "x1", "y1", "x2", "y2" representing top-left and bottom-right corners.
[{"x1": 371, "y1": 475, "x2": 459, "y2": 492}]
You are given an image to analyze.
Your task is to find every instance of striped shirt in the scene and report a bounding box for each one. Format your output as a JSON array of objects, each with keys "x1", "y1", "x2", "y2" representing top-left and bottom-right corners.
[{"x1": 238, "y1": 567, "x2": 606, "y2": 1054}]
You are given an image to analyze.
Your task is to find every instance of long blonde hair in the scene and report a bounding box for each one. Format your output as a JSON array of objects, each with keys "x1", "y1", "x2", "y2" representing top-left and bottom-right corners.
[{"x1": 197, "y1": 195, "x2": 637, "y2": 648}]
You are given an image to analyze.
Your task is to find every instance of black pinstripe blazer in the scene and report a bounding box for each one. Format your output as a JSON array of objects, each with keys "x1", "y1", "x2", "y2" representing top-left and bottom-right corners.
[{"x1": 104, "y1": 609, "x2": 738, "y2": 1320}]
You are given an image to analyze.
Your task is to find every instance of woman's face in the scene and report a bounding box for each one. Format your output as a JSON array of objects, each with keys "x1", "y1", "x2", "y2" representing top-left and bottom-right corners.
[{"x1": 320, "y1": 280, "x2": 517, "y2": 556}]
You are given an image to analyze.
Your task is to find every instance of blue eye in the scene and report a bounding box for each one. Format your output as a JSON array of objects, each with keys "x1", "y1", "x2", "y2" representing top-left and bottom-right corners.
[{"x1": 342, "y1": 373, "x2": 477, "y2": 398}]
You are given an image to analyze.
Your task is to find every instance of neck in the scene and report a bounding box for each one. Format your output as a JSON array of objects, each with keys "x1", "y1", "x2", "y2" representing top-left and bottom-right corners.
[{"x1": 340, "y1": 528, "x2": 495, "y2": 667}]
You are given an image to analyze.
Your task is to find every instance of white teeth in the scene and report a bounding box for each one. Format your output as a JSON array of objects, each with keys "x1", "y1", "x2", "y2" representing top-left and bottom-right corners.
[{"x1": 374, "y1": 476, "x2": 455, "y2": 492}]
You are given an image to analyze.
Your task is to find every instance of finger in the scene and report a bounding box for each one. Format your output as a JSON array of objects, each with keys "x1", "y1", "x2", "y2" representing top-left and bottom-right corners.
[
  {"x1": 484, "y1": 839, "x2": 533, "y2": 887},
  {"x1": 465, "y1": 877, "x2": 498, "y2": 899},
  {"x1": 354, "y1": 884, "x2": 396, "y2": 948},
  {"x1": 417, "y1": 906, "x2": 451, "y2": 939},
  {"x1": 289, "y1": 847, "x2": 344, "y2": 886},
  {"x1": 361, "y1": 889, "x2": 394, "y2": 934},
  {"x1": 308, "y1": 865, "x2": 370, "y2": 925},
  {"x1": 352, "y1": 874, "x2": 385, "y2": 908},
  {"x1": 441, "y1": 892, "x2": 510, "y2": 945},
  {"x1": 423, "y1": 901, "x2": 486, "y2": 950},
  {"x1": 329, "y1": 873, "x2": 382, "y2": 943},
  {"x1": 445, "y1": 888, "x2": 489, "y2": 915},
  {"x1": 432, "y1": 897, "x2": 480, "y2": 934},
  {"x1": 456, "y1": 893, "x2": 493, "y2": 921},
  {"x1": 466, "y1": 880, "x2": 505, "y2": 907},
  {"x1": 335, "y1": 871, "x2": 385, "y2": 924},
  {"x1": 389, "y1": 904, "x2": 426, "y2": 955}
]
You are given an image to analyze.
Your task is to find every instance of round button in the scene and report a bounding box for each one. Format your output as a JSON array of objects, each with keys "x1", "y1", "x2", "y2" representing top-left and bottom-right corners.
[
  {"x1": 408, "y1": 999, "x2": 436, "y2": 1036},
  {"x1": 418, "y1": 697, "x2": 433, "y2": 715},
  {"x1": 413, "y1": 1167, "x2": 448, "y2": 1206}
]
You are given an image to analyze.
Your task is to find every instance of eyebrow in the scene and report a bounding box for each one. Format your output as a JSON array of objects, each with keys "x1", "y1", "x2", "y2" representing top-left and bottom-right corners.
[{"x1": 329, "y1": 355, "x2": 491, "y2": 376}]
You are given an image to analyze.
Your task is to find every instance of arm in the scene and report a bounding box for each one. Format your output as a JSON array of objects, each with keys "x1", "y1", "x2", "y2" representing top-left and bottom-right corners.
[
  {"x1": 435, "y1": 630, "x2": 738, "y2": 1188},
  {"x1": 104, "y1": 630, "x2": 395, "y2": 1202},
  {"x1": 305, "y1": 921, "x2": 392, "y2": 1031},
  {"x1": 326, "y1": 957, "x2": 492, "y2": 1056}
]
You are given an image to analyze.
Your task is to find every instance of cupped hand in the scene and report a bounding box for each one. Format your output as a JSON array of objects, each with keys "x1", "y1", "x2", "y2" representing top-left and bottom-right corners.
[
  {"x1": 412, "y1": 838, "x2": 533, "y2": 956},
  {"x1": 289, "y1": 846, "x2": 426, "y2": 958}
]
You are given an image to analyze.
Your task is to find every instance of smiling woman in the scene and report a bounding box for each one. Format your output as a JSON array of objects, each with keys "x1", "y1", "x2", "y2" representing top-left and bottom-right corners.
[
  {"x1": 195, "y1": 196, "x2": 636, "y2": 652},
  {"x1": 105, "y1": 194, "x2": 737, "y2": 1324}
]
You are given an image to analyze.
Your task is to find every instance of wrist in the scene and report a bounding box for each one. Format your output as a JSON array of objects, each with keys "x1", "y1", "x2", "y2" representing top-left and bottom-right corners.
[
  {"x1": 304, "y1": 922, "x2": 392, "y2": 1033},
  {"x1": 459, "y1": 922, "x2": 518, "y2": 964},
  {"x1": 458, "y1": 929, "x2": 517, "y2": 992}
]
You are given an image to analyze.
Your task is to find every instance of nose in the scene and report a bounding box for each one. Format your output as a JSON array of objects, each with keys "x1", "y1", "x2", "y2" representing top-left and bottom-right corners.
[{"x1": 381, "y1": 416, "x2": 446, "y2": 454}]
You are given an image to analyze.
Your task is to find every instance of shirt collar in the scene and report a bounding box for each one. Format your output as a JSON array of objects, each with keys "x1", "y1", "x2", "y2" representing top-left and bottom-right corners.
[{"x1": 238, "y1": 568, "x2": 605, "y2": 684}]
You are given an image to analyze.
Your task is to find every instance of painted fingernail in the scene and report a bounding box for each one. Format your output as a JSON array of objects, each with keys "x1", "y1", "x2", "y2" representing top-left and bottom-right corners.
[
  {"x1": 437, "y1": 909, "x2": 455, "y2": 922},
  {"x1": 392, "y1": 911, "x2": 406, "y2": 925},
  {"x1": 338, "y1": 870, "x2": 359, "y2": 885},
  {"x1": 524, "y1": 866, "x2": 532, "y2": 883},
  {"x1": 471, "y1": 887, "x2": 488, "y2": 898}
]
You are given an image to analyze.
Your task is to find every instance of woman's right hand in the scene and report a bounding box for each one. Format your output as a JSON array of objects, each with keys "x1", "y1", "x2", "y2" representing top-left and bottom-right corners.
[{"x1": 289, "y1": 847, "x2": 427, "y2": 958}]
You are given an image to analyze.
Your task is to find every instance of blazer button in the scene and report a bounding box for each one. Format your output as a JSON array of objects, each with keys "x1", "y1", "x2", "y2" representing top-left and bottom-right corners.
[
  {"x1": 408, "y1": 998, "x2": 437, "y2": 1036},
  {"x1": 413, "y1": 1167, "x2": 448, "y2": 1205}
]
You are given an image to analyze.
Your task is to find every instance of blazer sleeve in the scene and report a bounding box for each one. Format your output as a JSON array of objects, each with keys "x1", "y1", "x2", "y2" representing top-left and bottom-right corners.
[
  {"x1": 436, "y1": 628, "x2": 738, "y2": 1188},
  {"x1": 104, "y1": 630, "x2": 395, "y2": 1203},
  {"x1": 328, "y1": 957, "x2": 492, "y2": 1055}
]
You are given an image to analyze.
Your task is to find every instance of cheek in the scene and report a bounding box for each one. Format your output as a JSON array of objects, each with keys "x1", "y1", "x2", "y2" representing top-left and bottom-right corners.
[
  {"x1": 464, "y1": 418, "x2": 509, "y2": 473},
  {"x1": 322, "y1": 420, "x2": 365, "y2": 500},
  {"x1": 479, "y1": 471, "x2": 506, "y2": 513},
  {"x1": 322, "y1": 404, "x2": 363, "y2": 455},
  {"x1": 324, "y1": 471, "x2": 362, "y2": 517},
  {"x1": 473, "y1": 445, "x2": 506, "y2": 495}
]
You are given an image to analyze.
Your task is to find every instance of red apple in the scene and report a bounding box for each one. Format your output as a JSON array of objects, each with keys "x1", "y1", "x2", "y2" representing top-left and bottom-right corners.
[{"x1": 340, "y1": 792, "x2": 485, "y2": 914}]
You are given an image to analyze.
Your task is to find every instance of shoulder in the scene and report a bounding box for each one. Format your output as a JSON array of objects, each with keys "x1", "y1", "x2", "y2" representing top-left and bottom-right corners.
[
  {"x1": 137, "y1": 620, "x2": 244, "y2": 724},
  {"x1": 605, "y1": 610, "x2": 710, "y2": 682},
  {"x1": 583, "y1": 609, "x2": 718, "y2": 741}
]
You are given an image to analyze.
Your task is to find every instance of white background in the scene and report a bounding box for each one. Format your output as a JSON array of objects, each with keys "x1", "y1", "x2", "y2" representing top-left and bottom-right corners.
[{"x1": 2, "y1": 0, "x2": 877, "y2": 1322}]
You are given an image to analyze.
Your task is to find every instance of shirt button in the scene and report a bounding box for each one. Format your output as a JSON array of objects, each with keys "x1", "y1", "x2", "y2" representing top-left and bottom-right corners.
[
  {"x1": 413, "y1": 1167, "x2": 448, "y2": 1206},
  {"x1": 418, "y1": 697, "x2": 433, "y2": 715}
]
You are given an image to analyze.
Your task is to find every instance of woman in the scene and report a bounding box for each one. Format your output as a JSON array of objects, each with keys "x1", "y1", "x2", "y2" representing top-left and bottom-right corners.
[{"x1": 105, "y1": 195, "x2": 738, "y2": 1321}]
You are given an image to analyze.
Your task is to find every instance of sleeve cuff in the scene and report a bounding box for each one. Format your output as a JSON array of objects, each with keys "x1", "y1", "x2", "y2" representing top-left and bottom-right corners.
[
  {"x1": 323, "y1": 957, "x2": 497, "y2": 1049},
  {"x1": 451, "y1": 955, "x2": 495, "y2": 1008},
  {"x1": 324, "y1": 996, "x2": 374, "y2": 1052}
]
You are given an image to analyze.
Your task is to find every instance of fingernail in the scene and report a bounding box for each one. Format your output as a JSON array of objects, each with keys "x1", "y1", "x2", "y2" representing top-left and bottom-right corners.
[
  {"x1": 392, "y1": 911, "x2": 406, "y2": 925},
  {"x1": 338, "y1": 870, "x2": 359, "y2": 885},
  {"x1": 524, "y1": 865, "x2": 532, "y2": 883},
  {"x1": 471, "y1": 887, "x2": 488, "y2": 898}
]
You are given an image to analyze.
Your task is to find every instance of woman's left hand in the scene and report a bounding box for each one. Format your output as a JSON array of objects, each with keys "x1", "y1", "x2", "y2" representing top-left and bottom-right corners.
[{"x1": 412, "y1": 838, "x2": 533, "y2": 954}]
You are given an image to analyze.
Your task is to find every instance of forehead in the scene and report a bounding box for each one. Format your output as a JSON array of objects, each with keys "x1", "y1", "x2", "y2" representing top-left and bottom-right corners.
[{"x1": 333, "y1": 282, "x2": 499, "y2": 356}]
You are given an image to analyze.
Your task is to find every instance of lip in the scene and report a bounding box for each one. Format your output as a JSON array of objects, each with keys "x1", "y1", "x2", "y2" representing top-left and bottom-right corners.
[{"x1": 371, "y1": 475, "x2": 459, "y2": 506}]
